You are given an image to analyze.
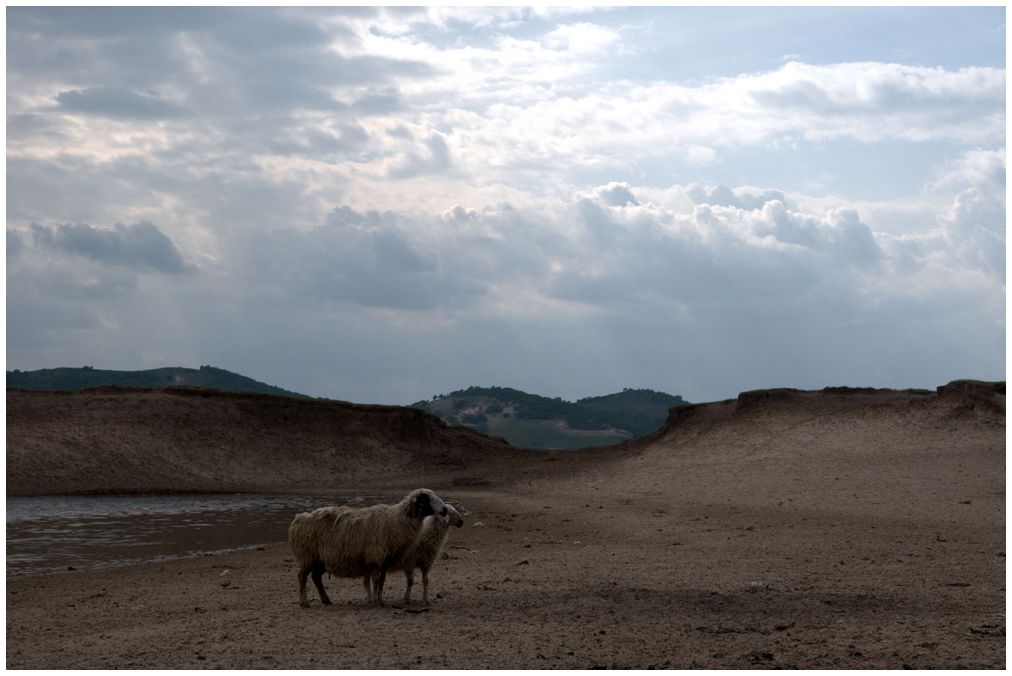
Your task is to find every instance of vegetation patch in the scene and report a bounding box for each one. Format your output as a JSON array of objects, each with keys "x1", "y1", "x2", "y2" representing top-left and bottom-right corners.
[{"x1": 413, "y1": 386, "x2": 688, "y2": 448}]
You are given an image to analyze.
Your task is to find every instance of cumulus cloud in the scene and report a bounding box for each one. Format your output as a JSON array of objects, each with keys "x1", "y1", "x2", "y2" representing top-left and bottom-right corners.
[
  {"x1": 687, "y1": 184, "x2": 787, "y2": 211},
  {"x1": 219, "y1": 181, "x2": 984, "y2": 326},
  {"x1": 28, "y1": 221, "x2": 190, "y2": 274},
  {"x1": 594, "y1": 182, "x2": 640, "y2": 207},
  {"x1": 939, "y1": 187, "x2": 1006, "y2": 279}
]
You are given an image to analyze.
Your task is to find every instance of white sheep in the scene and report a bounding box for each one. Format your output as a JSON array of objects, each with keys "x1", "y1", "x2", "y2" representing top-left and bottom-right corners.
[
  {"x1": 287, "y1": 488, "x2": 448, "y2": 607},
  {"x1": 366, "y1": 503, "x2": 464, "y2": 605}
]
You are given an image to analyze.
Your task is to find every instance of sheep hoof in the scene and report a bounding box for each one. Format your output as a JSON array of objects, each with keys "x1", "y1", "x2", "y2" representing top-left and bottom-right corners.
[{"x1": 299, "y1": 601, "x2": 310, "y2": 608}]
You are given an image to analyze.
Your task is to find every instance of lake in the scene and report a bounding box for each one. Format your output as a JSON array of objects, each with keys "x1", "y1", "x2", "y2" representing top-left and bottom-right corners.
[{"x1": 6, "y1": 493, "x2": 393, "y2": 576}]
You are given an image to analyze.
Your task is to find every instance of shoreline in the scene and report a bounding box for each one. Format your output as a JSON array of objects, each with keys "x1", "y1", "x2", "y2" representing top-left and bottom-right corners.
[{"x1": 8, "y1": 454, "x2": 1005, "y2": 669}]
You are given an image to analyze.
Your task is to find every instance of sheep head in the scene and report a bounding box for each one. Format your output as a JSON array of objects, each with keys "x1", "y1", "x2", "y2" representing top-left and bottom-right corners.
[
  {"x1": 443, "y1": 503, "x2": 465, "y2": 528},
  {"x1": 406, "y1": 488, "x2": 447, "y2": 521}
]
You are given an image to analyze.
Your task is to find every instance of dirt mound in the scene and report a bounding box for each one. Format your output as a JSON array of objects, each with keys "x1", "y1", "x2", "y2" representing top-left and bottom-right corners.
[
  {"x1": 935, "y1": 379, "x2": 1006, "y2": 415},
  {"x1": 6, "y1": 386, "x2": 531, "y2": 496},
  {"x1": 647, "y1": 380, "x2": 1004, "y2": 441}
]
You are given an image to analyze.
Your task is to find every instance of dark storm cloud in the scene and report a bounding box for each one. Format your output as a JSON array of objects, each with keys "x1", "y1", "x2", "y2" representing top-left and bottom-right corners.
[{"x1": 30, "y1": 221, "x2": 189, "y2": 274}]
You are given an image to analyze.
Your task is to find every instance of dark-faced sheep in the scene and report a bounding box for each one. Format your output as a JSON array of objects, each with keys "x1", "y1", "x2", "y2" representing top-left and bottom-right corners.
[
  {"x1": 287, "y1": 488, "x2": 448, "y2": 607},
  {"x1": 366, "y1": 502, "x2": 464, "y2": 605}
]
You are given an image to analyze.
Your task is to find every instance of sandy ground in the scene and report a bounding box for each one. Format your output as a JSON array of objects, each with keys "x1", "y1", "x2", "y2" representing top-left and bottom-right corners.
[{"x1": 6, "y1": 384, "x2": 1006, "y2": 668}]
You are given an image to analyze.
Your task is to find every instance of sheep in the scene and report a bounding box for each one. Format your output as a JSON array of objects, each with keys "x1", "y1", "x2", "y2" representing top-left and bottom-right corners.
[
  {"x1": 365, "y1": 502, "x2": 464, "y2": 606},
  {"x1": 287, "y1": 488, "x2": 448, "y2": 607}
]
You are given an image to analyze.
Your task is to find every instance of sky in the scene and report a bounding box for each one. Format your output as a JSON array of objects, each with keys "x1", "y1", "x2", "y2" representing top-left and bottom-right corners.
[{"x1": 5, "y1": 6, "x2": 1007, "y2": 405}]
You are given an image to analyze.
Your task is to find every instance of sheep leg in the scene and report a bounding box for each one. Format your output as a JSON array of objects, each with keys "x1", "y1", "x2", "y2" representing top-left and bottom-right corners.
[
  {"x1": 403, "y1": 569, "x2": 415, "y2": 605},
  {"x1": 297, "y1": 566, "x2": 311, "y2": 608},
  {"x1": 421, "y1": 566, "x2": 431, "y2": 605},
  {"x1": 362, "y1": 575, "x2": 374, "y2": 603},
  {"x1": 374, "y1": 568, "x2": 387, "y2": 606},
  {"x1": 310, "y1": 562, "x2": 332, "y2": 606}
]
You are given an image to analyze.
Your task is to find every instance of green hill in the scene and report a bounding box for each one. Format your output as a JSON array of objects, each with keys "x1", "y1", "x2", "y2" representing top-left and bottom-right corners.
[
  {"x1": 411, "y1": 386, "x2": 688, "y2": 449},
  {"x1": 6, "y1": 365, "x2": 308, "y2": 399}
]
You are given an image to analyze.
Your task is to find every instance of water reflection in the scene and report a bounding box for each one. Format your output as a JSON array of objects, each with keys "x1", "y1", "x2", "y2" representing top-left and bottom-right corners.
[{"x1": 6, "y1": 493, "x2": 391, "y2": 576}]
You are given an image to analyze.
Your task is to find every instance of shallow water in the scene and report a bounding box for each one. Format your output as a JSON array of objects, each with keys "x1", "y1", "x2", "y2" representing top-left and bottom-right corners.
[{"x1": 6, "y1": 493, "x2": 391, "y2": 576}]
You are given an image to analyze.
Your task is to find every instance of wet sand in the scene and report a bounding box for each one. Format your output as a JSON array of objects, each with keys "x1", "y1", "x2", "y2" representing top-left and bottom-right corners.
[{"x1": 6, "y1": 383, "x2": 1005, "y2": 668}]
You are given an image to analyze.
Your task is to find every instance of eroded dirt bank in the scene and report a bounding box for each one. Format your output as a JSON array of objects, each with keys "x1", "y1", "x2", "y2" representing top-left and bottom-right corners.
[
  {"x1": 6, "y1": 386, "x2": 534, "y2": 496},
  {"x1": 6, "y1": 381, "x2": 1005, "y2": 668}
]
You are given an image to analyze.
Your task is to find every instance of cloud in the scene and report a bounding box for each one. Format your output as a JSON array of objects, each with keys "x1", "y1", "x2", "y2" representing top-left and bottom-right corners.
[
  {"x1": 220, "y1": 179, "x2": 984, "y2": 327},
  {"x1": 8, "y1": 229, "x2": 25, "y2": 259},
  {"x1": 237, "y1": 206, "x2": 486, "y2": 310},
  {"x1": 55, "y1": 86, "x2": 185, "y2": 120},
  {"x1": 939, "y1": 187, "x2": 1006, "y2": 279},
  {"x1": 9, "y1": 7, "x2": 1004, "y2": 220},
  {"x1": 928, "y1": 147, "x2": 1006, "y2": 194},
  {"x1": 5, "y1": 8, "x2": 1004, "y2": 403},
  {"x1": 11, "y1": 9, "x2": 387, "y2": 124},
  {"x1": 751, "y1": 61, "x2": 1004, "y2": 112},
  {"x1": 386, "y1": 134, "x2": 454, "y2": 178},
  {"x1": 686, "y1": 145, "x2": 718, "y2": 165},
  {"x1": 437, "y1": 61, "x2": 1004, "y2": 186},
  {"x1": 349, "y1": 87, "x2": 405, "y2": 115},
  {"x1": 687, "y1": 184, "x2": 786, "y2": 211},
  {"x1": 8, "y1": 177, "x2": 1003, "y2": 402},
  {"x1": 544, "y1": 22, "x2": 620, "y2": 53},
  {"x1": 594, "y1": 182, "x2": 640, "y2": 207},
  {"x1": 29, "y1": 221, "x2": 190, "y2": 274},
  {"x1": 442, "y1": 205, "x2": 478, "y2": 223}
]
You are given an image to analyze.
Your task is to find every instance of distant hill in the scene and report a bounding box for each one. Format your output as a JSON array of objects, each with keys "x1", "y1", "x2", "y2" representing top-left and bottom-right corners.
[
  {"x1": 6, "y1": 365, "x2": 308, "y2": 399},
  {"x1": 411, "y1": 386, "x2": 689, "y2": 449}
]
